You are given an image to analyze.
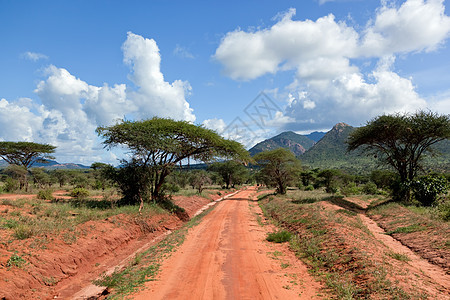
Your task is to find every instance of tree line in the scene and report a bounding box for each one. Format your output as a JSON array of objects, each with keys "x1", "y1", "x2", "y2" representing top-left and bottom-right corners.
[{"x1": 1, "y1": 111, "x2": 449, "y2": 211}]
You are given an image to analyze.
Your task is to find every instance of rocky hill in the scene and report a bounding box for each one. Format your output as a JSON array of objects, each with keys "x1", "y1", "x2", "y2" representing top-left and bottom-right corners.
[
  {"x1": 299, "y1": 123, "x2": 376, "y2": 173},
  {"x1": 249, "y1": 122, "x2": 449, "y2": 174},
  {"x1": 249, "y1": 131, "x2": 316, "y2": 156}
]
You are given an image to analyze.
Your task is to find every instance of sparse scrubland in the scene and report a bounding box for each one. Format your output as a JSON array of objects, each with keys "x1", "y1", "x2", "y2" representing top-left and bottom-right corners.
[
  {"x1": 0, "y1": 181, "x2": 238, "y2": 299},
  {"x1": 258, "y1": 188, "x2": 449, "y2": 299},
  {"x1": 0, "y1": 112, "x2": 448, "y2": 299}
]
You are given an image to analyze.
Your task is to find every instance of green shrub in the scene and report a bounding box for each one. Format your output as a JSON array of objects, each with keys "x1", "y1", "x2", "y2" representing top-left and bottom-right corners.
[
  {"x1": 4, "y1": 177, "x2": 19, "y2": 192},
  {"x1": 363, "y1": 182, "x2": 378, "y2": 195},
  {"x1": 437, "y1": 198, "x2": 450, "y2": 221},
  {"x1": 326, "y1": 186, "x2": 339, "y2": 194},
  {"x1": 304, "y1": 185, "x2": 314, "y2": 191},
  {"x1": 266, "y1": 230, "x2": 292, "y2": 243},
  {"x1": 13, "y1": 225, "x2": 34, "y2": 239},
  {"x1": 341, "y1": 182, "x2": 360, "y2": 196},
  {"x1": 7, "y1": 253, "x2": 26, "y2": 268},
  {"x1": 37, "y1": 189, "x2": 54, "y2": 200},
  {"x1": 70, "y1": 187, "x2": 90, "y2": 199},
  {"x1": 411, "y1": 175, "x2": 448, "y2": 206},
  {"x1": 162, "y1": 183, "x2": 180, "y2": 194}
]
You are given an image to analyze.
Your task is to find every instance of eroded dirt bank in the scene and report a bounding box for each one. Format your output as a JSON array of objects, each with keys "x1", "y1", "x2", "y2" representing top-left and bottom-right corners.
[
  {"x1": 0, "y1": 191, "x2": 228, "y2": 299},
  {"x1": 132, "y1": 187, "x2": 322, "y2": 299}
]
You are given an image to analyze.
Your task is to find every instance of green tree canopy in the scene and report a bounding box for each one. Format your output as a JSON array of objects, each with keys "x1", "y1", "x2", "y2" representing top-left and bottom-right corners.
[
  {"x1": 254, "y1": 148, "x2": 301, "y2": 194},
  {"x1": 347, "y1": 111, "x2": 450, "y2": 200},
  {"x1": 209, "y1": 160, "x2": 249, "y2": 189},
  {"x1": 97, "y1": 117, "x2": 250, "y2": 203},
  {"x1": 0, "y1": 142, "x2": 56, "y2": 169}
]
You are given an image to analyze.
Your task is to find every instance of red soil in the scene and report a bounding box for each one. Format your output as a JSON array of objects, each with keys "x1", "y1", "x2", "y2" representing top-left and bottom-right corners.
[
  {"x1": 0, "y1": 190, "x2": 231, "y2": 299},
  {"x1": 132, "y1": 187, "x2": 322, "y2": 299}
]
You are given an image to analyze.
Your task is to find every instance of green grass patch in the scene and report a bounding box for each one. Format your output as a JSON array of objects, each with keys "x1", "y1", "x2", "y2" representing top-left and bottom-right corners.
[
  {"x1": 336, "y1": 209, "x2": 357, "y2": 216},
  {"x1": 386, "y1": 252, "x2": 411, "y2": 262},
  {"x1": 13, "y1": 224, "x2": 34, "y2": 239},
  {"x1": 6, "y1": 252, "x2": 27, "y2": 269},
  {"x1": 266, "y1": 230, "x2": 292, "y2": 243},
  {"x1": 386, "y1": 224, "x2": 427, "y2": 235}
]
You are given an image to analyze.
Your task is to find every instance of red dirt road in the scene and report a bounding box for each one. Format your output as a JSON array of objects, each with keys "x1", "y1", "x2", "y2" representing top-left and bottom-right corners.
[{"x1": 133, "y1": 187, "x2": 321, "y2": 300}]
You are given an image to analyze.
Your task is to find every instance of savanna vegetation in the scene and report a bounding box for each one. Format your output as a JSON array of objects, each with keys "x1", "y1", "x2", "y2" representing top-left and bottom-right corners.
[{"x1": 0, "y1": 111, "x2": 449, "y2": 299}]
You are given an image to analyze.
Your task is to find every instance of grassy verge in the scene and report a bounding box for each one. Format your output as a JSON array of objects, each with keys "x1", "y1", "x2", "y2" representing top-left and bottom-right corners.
[
  {"x1": 368, "y1": 201, "x2": 450, "y2": 272},
  {"x1": 259, "y1": 189, "x2": 425, "y2": 299},
  {"x1": 0, "y1": 197, "x2": 167, "y2": 245},
  {"x1": 93, "y1": 205, "x2": 215, "y2": 299}
]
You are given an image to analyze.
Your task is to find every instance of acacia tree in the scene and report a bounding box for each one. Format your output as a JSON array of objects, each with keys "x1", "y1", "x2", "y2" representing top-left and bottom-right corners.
[
  {"x1": 347, "y1": 111, "x2": 450, "y2": 200},
  {"x1": 254, "y1": 148, "x2": 301, "y2": 194},
  {"x1": 0, "y1": 142, "x2": 56, "y2": 169},
  {"x1": 0, "y1": 142, "x2": 56, "y2": 191},
  {"x1": 209, "y1": 160, "x2": 249, "y2": 189},
  {"x1": 189, "y1": 170, "x2": 212, "y2": 194},
  {"x1": 97, "y1": 117, "x2": 250, "y2": 205}
]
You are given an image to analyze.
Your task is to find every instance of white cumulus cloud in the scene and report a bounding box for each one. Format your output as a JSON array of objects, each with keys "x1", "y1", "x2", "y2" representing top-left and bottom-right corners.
[
  {"x1": 214, "y1": 9, "x2": 359, "y2": 81},
  {"x1": 122, "y1": 32, "x2": 195, "y2": 122},
  {"x1": 0, "y1": 33, "x2": 196, "y2": 164},
  {"x1": 202, "y1": 118, "x2": 227, "y2": 134},
  {"x1": 360, "y1": 0, "x2": 450, "y2": 56},
  {"x1": 215, "y1": 0, "x2": 450, "y2": 131}
]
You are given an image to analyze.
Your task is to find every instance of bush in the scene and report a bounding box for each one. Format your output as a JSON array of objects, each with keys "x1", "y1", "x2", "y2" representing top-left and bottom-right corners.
[
  {"x1": 362, "y1": 182, "x2": 378, "y2": 195},
  {"x1": 326, "y1": 186, "x2": 339, "y2": 194},
  {"x1": 13, "y1": 225, "x2": 34, "y2": 239},
  {"x1": 266, "y1": 230, "x2": 292, "y2": 243},
  {"x1": 436, "y1": 198, "x2": 450, "y2": 221},
  {"x1": 4, "y1": 177, "x2": 19, "y2": 192},
  {"x1": 304, "y1": 185, "x2": 314, "y2": 191},
  {"x1": 37, "y1": 189, "x2": 54, "y2": 200},
  {"x1": 411, "y1": 175, "x2": 448, "y2": 206},
  {"x1": 341, "y1": 182, "x2": 360, "y2": 196},
  {"x1": 162, "y1": 183, "x2": 180, "y2": 194},
  {"x1": 70, "y1": 187, "x2": 90, "y2": 200},
  {"x1": 371, "y1": 170, "x2": 397, "y2": 190}
]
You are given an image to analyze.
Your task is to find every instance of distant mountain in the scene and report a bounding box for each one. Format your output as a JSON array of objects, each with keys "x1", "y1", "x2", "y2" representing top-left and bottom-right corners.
[
  {"x1": 0, "y1": 159, "x2": 89, "y2": 170},
  {"x1": 299, "y1": 123, "x2": 376, "y2": 172},
  {"x1": 300, "y1": 123, "x2": 450, "y2": 173},
  {"x1": 304, "y1": 131, "x2": 326, "y2": 143},
  {"x1": 249, "y1": 131, "x2": 316, "y2": 156}
]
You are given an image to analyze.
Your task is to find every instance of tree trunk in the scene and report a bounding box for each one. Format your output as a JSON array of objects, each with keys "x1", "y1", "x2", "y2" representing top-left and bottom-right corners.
[
  {"x1": 139, "y1": 194, "x2": 144, "y2": 214},
  {"x1": 152, "y1": 171, "x2": 168, "y2": 202}
]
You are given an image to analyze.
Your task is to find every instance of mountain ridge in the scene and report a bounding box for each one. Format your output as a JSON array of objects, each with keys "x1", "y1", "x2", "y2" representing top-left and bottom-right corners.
[
  {"x1": 249, "y1": 122, "x2": 450, "y2": 174},
  {"x1": 248, "y1": 131, "x2": 317, "y2": 157},
  {"x1": 0, "y1": 159, "x2": 89, "y2": 170}
]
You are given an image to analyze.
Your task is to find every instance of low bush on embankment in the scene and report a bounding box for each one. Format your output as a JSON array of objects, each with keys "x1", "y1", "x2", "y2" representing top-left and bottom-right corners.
[{"x1": 259, "y1": 189, "x2": 447, "y2": 299}]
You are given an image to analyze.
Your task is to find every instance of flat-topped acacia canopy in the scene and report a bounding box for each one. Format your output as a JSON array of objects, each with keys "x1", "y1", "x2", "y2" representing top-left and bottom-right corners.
[
  {"x1": 97, "y1": 117, "x2": 250, "y2": 203},
  {"x1": 0, "y1": 141, "x2": 56, "y2": 169}
]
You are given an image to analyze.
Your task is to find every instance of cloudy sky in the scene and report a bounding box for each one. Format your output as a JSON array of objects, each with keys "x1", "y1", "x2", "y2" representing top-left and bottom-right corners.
[{"x1": 1, "y1": 0, "x2": 449, "y2": 165}]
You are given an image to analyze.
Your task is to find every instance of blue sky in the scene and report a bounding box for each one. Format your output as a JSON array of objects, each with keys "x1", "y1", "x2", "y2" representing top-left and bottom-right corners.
[{"x1": 1, "y1": 0, "x2": 450, "y2": 165}]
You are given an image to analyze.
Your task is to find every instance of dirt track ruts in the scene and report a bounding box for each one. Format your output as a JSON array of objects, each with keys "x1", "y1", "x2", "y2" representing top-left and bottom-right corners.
[{"x1": 133, "y1": 186, "x2": 321, "y2": 299}]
